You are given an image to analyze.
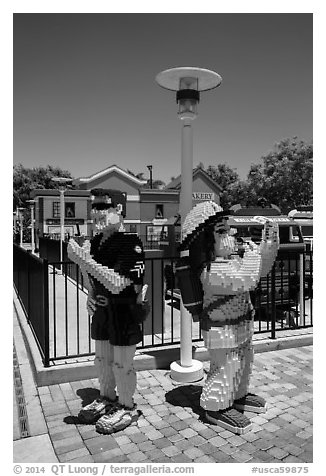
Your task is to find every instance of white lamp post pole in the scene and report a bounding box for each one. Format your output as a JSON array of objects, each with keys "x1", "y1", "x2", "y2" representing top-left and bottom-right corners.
[
  {"x1": 26, "y1": 200, "x2": 35, "y2": 253},
  {"x1": 51, "y1": 177, "x2": 72, "y2": 270},
  {"x1": 156, "y1": 67, "x2": 222, "y2": 382},
  {"x1": 17, "y1": 207, "x2": 25, "y2": 247}
]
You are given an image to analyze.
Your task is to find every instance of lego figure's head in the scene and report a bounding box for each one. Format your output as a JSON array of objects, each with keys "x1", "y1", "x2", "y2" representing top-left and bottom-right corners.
[
  {"x1": 213, "y1": 218, "x2": 236, "y2": 258},
  {"x1": 180, "y1": 201, "x2": 230, "y2": 251},
  {"x1": 90, "y1": 189, "x2": 126, "y2": 235}
]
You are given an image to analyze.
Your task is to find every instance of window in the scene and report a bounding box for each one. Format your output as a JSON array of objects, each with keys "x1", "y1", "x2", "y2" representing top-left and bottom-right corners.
[
  {"x1": 65, "y1": 202, "x2": 75, "y2": 218},
  {"x1": 155, "y1": 204, "x2": 164, "y2": 219},
  {"x1": 52, "y1": 202, "x2": 75, "y2": 218},
  {"x1": 53, "y1": 202, "x2": 60, "y2": 218}
]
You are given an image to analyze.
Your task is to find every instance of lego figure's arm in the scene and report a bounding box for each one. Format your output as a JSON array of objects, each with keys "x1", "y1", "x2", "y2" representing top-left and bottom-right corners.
[
  {"x1": 203, "y1": 247, "x2": 264, "y2": 295},
  {"x1": 202, "y1": 221, "x2": 279, "y2": 295},
  {"x1": 257, "y1": 219, "x2": 279, "y2": 277},
  {"x1": 67, "y1": 238, "x2": 131, "y2": 294}
]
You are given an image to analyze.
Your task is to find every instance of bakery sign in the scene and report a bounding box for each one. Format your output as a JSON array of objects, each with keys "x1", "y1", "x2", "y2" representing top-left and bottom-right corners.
[{"x1": 192, "y1": 192, "x2": 215, "y2": 201}]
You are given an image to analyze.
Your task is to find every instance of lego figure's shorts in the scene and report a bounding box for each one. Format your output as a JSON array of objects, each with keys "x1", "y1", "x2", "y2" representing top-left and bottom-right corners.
[{"x1": 202, "y1": 318, "x2": 254, "y2": 349}]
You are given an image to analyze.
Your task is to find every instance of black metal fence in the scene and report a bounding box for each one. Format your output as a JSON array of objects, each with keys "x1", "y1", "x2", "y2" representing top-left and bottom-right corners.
[
  {"x1": 13, "y1": 243, "x2": 313, "y2": 367},
  {"x1": 13, "y1": 245, "x2": 50, "y2": 366}
]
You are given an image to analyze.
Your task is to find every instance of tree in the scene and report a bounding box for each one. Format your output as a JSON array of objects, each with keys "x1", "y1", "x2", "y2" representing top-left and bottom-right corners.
[
  {"x1": 13, "y1": 164, "x2": 74, "y2": 210},
  {"x1": 203, "y1": 163, "x2": 244, "y2": 209},
  {"x1": 244, "y1": 137, "x2": 313, "y2": 213}
]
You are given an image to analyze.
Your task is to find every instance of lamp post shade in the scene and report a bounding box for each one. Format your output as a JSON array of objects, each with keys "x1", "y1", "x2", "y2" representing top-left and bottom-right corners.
[{"x1": 155, "y1": 67, "x2": 222, "y2": 92}]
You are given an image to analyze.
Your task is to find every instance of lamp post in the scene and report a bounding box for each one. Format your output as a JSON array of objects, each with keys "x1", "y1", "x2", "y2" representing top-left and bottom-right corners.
[
  {"x1": 17, "y1": 207, "x2": 26, "y2": 247},
  {"x1": 51, "y1": 177, "x2": 73, "y2": 268},
  {"x1": 156, "y1": 67, "x2": 222, "y2": 383},
  {"x1": 26, "y1": 199, "x2": 35, "y2": 253},
  {"x1": 147, "y1": 165, "x2": 153, "y2": 189}
]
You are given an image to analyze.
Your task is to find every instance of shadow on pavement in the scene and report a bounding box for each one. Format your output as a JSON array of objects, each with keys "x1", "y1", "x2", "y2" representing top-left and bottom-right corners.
[{"x1": 165, "y1": 384, "x2": 207, "y2": 422}]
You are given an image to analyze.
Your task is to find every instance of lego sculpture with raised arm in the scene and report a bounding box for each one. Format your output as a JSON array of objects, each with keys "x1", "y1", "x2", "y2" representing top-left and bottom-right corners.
[
  {"x1": 176, "y1": 201, "x2": 279, "y2": 434},
  {"x1": 67, "y1": 188, "x2": 149, "y2": 434}
]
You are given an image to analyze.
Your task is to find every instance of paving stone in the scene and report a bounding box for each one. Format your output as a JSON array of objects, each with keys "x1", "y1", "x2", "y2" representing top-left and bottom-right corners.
[
  {"x1": 209, "y1": 435, "x2": 228, "y2": 448},
  {"x1": 93, "y1": 447, "x2": 124, "y2": 462},
  {"x1": 119, "y1": 442, "x2": 139, "y2": 455},
  {"x1": 241, "y1": 442, "x2": 258, "y2": 454},
  {"x1": 283, "y1": 455, "x2": 307, "y2": 463},
  {"x1": 187, "y1": 434, "x2": 207, "y2": 447},
  {"x1": 219, "y1": 443, "x2": 238, "y2": 455},
  {"x1": 144, "y1": 429, "x2": 164, "y2": 440},
  {"x1": 85, "y1": 435, "x2": 119, "y2": 454},
  {"x1": 64, "y1": 454, "x2": 95, "y2": 463},
  {"x1": 262, "y1": 422, "x2": 281, "y2": 432},
  {"x1": 267, "y1": 446, "x2": 290, "y2": 459},
  {"x1": 128, "y1": 432, "x2": 148, "y2": 444},
  {"x1": 179, "y1": 428, "x2": 198, "y2": 438},
  {"x1": 170, "y1": 419, "x2": 190, "y2": 431},
  {"x1": 251, "y1": 450, "x2": 279, "y2": 463},
  {"x1": 109, "y1": 454, "x2": 130, "y2": 463},
  {"x1": 169, "y1": 453, "x2": 193, "y2": 463},
  {"x1": 242, "y1": 431, "x2": 260, "y2": 442},
  {"x1": 153, "y1": 437, "x2": 173, "y2": 449},
  {"x1": 231, "y1": 449, "x2": 253, "y2": 463},
  {"x1": 252, "y1": 438, "x2": 274, "y2": 451},
  {"x1": 53, "y1": 436, "x2": 85, "y2": 455},
  {"x1": 162, "y1": 445, "x2": 182, "y2": 457},
  {"x1": 167, "y1": 433, "x2": 185, "y2": 443},
  {"x1": 114, "y1": 435, "x2": 131, "y2": 446},
  {"x1": 211, "y1": 450, "x2": 234, "y2": 463},
  {"x1": 58, "y1": 447, "x2": 90, "y2": 462},
  {"x1": 183, "y1": 446, "x2": 205, "y2": 460},
  {"x1": 51, "y1": 427, "x2": 80, "y2": 442},
  {"x1": 227, "y1": 435, "x2": 246, "y2": 447},
  {"x1": 127, "y1": 451, "x2": 148, "y2": 462},
  {"x1": 296, "y1": 430, "x2": 312, "y2": 440},
  {"x1": 144, "y1": 448, "x2": 165, "y2": 461},
  {"x1": 189, "y1": 420, "x2": 209, "y2": 432},
  {"x1": 159, "y1": 426, "x2": 177, "y2": 437}
]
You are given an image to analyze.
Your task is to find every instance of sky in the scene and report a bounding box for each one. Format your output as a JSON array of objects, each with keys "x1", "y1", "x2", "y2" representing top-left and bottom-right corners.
[{"x1": 13, "y1": 12, "x2": 312, "y2": 185}]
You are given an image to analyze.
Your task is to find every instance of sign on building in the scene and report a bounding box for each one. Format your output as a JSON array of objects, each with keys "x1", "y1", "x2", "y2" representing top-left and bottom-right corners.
[{"x1": 192, "y1": 192, "x2": 215, "y2": 201}]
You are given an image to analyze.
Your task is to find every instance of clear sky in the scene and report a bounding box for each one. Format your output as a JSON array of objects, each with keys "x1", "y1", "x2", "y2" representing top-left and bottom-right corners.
[{"x1": 13, "y1": 13, "x2": 312, "y2": 185}]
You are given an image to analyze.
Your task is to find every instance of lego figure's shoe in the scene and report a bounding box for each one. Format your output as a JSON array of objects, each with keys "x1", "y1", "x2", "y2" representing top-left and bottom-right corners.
[
  {"x1": 206, "y1": 408, "x2": 252, "y2": 434},
  {"x1": 95, "y1": 404, "x2": 140, "y2": 435},
  {"x1": 233, "y1": 393, "x2": 267, "y2": 413},
  {"x1": 78, "y1": 397, "x2": 118, "y2": 424}
]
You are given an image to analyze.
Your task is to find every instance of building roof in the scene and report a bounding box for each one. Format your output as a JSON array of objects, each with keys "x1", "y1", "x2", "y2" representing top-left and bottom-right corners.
[
  {"x1": 30, "y1": 189, "x2": 90, "y2": 198},
  {"x1": 165, "y1": 166, "x2": 223, "y2": 192},
  {"x1": 73, "y1": 164, "x2": 148, "y2": 187}
]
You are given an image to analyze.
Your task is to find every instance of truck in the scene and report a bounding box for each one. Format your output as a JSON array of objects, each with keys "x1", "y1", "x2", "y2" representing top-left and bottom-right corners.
[{"x1": 228, "y1": 203, "x2": 308, "y2": 327}]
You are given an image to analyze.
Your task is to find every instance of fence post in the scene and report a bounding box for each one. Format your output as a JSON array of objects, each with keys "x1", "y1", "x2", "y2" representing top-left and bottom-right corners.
[
  {"x1": 43, "y1": 258, "x2": 50, "y2": 367},
  {"x1": 270, "y1": 263, "x2": 276, "y2": 339},
  {"x1": 27, "y1": 251, "x2": 30, "y2": 321},
  {"x1": 299, "y1": 253, "x2": 305, "y2": 326}
]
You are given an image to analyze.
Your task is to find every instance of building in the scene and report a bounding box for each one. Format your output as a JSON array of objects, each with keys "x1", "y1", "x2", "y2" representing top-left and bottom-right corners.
[{"x1": 30, "y1": 164, "x2": 222, "y2": 243}]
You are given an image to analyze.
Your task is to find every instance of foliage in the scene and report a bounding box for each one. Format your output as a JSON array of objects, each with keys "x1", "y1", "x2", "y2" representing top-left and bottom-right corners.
[
  {"x1": 13, "y1": 164, "x2": 74, "y2": 210},
  {"x1": 244, "y1": 137, "x2": 313, "y2": 213},
  {"x1": 202, "y1": 162, "x2": 244, "y2": 209},
  {"x1": 201, "y1": 137, "x2": 312, "y2": 213}
]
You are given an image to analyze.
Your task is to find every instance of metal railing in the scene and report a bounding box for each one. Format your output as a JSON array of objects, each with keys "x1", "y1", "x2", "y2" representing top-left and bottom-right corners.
[
  {"x1": 13, "y1": 245, "x2": 50, "y2": 366},
  {"x1": 13, "y1": 243, "x2": 313, "y2": 367}
]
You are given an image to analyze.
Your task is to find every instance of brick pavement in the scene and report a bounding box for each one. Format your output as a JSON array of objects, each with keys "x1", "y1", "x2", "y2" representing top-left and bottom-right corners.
[{"x1": 36, "y1": 346, "x2": 313, "y2": 463}]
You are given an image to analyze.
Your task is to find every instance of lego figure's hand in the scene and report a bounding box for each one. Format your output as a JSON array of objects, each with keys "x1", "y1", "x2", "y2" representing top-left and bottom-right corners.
[
  {"x1": 262, "y1": 221, "x2": 279, "y2": 243},
  {"x1": 87, "y1": 295, "x2": 97, "y2": 316},
  {"x1": 192, "y1": 314, "x2": 200, "y2": 322},
  {"x1": 136, "y1": 284, "x2": 148, "y2": 304}
]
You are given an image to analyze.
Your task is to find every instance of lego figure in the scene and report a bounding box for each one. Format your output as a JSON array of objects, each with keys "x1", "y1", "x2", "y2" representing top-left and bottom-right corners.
[
  {"x1": 176, "y1": 201, "x2": 279, "y2": 434},
  {"x1": 67, "y1": 189, "x2": 149, "y2": 434}
]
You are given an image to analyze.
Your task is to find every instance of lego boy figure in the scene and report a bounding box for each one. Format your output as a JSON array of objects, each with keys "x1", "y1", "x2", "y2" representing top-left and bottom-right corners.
[
  {"x1": 67, "y1": 189, "x2": 149, "y2": 434},
  {"x1": 176, "y1": 201, "x2": 279, "y2": 434}
]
